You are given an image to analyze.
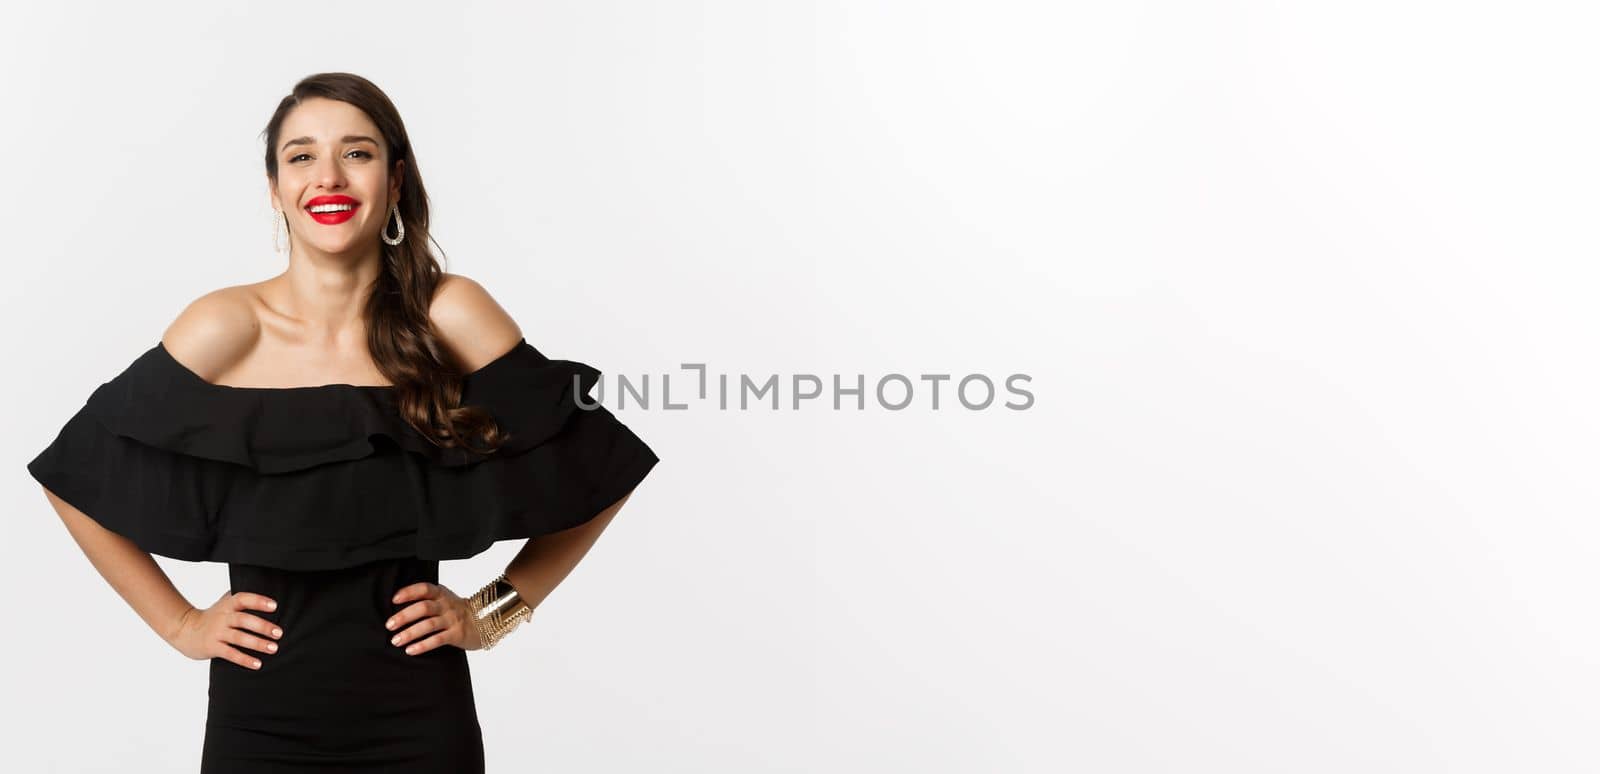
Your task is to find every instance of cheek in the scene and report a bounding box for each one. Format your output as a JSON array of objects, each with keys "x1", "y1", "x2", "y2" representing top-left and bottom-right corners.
[
  {"x1": 361, "y1": 178, "x2": 391, "y2": 208},
  {"x1": 274, "y1": 178, "x2": 304, "y2": 210}
]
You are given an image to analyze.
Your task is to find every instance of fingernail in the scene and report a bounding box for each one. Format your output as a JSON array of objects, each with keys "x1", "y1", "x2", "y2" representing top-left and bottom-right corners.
[
  {"x1": 386, "y1": 619, "x2": 395, "y2": 630},
  {"x1": 272, "y1": 628, "x2": 282, "y2": 638},
  {"x1": 406, "y1": 645, "x2": 417, "y2": 655},
  {"x1": 252, "y1": 659, "x2": 262, "y2": 669},
  {"x1": 267, "y1": 601, "x2": 277, "y2": 610},
  {"x1": 391, "y1": 635, "x2": 401, "y2": 645},
  {"x1": 267, "y1": 643, "x2": 277, "y2": 653}
]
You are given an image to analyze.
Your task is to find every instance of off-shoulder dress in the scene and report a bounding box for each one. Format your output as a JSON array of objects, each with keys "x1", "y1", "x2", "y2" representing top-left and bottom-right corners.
[{"x1": 25, "y1": 337, "x2": 660, "y2": 772}]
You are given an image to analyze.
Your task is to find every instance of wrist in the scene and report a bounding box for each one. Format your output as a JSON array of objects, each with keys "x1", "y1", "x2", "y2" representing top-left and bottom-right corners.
[
  {"x1": 165, "y1": 606, "x2": 197, "y2": 645},
  {"x1": 467, "y1": 573, "x2": 533, "y2": 650}
]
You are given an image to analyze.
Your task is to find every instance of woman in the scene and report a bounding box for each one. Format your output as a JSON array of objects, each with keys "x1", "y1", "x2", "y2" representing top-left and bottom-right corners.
[{"x1": 24, "y1": 72, "x2": 660, "y2": 771}]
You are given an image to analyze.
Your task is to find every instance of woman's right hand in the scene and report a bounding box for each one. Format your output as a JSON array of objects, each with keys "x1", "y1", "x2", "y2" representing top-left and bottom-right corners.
[{"x1": 169, "y1": 589, "x2": 283, "y2": 670}]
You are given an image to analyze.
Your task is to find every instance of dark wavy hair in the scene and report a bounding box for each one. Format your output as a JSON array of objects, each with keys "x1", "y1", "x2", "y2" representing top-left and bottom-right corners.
[{"x1": 261, "y1": 72, "x2": 508, "y2": 456}]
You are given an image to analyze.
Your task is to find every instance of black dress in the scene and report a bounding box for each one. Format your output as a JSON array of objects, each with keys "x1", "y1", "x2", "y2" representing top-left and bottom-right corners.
[{"x1": 25, "y1": 337, "x2": 661, "y2": 772}]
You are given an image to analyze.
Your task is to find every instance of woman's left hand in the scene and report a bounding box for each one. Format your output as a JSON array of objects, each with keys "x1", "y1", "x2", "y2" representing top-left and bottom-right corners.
[{"x1": 386, "y1": 582, "x2": 484, "y2": 654}]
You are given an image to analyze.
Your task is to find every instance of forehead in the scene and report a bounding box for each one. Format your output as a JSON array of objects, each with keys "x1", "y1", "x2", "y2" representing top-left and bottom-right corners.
[{"x1": 279, "y1": 97, "x2": 382, "y2": 144}]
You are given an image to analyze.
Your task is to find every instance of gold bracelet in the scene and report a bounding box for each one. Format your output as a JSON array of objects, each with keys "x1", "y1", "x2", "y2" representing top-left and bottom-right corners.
[{"x1": 467, "y1": 573, "x2": 532, "y2": 650}]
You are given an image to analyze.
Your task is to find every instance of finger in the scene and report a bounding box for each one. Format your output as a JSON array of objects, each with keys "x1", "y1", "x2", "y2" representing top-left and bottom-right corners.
[
  {"x1": 235, "y1": 592, "x2": 279, "y2": 613},
  {"x1": 391, "y1": 615, "x2": 444, "y2": 648},
  {"x1": 230, "y1": 610, "x2": 283, "y2": 639},
  {"x1": 223, "y1": 624, "x2": 281, "y2": 656},
  {"x1": 215, "y1": 643, "x2": 264, "y2": 670},
  {"x1": 231, "y1": 611, "x2": 285, "y2": 641},
  {"x1": 403, "y1": 627, "x2": 458, "y2": 656},
  {"x1": 391, "y1": 582, "x2": 435, "y2": 605},
  {"x1": 385, "y1": 599, "x2": 442, "y2": 632}
]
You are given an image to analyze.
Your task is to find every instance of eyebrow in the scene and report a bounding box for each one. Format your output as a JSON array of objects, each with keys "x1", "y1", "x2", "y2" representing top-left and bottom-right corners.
[{"x1": 279, "y1": 134, "x2": 381, "y2": 153}]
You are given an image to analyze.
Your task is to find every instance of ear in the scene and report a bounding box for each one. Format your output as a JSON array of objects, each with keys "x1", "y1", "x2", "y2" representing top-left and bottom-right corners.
[{"x1": 389, "y1": 160, "x2": 405, "y2": 206}]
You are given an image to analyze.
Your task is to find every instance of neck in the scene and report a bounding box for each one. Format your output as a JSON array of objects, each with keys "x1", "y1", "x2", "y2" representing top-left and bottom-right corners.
[{"x1": 268, "y1": 245, "x2": 386, "y2": 344}]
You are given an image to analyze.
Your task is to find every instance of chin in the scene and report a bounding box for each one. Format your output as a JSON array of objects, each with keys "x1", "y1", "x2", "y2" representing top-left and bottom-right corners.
[{"x1": 306, "y1": 239, "x2": 362, "y2": 256}]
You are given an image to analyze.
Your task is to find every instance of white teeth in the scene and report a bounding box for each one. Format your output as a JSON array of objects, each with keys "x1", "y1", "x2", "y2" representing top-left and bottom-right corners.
[{"x1": 308, "y1": 203, "x2": 355, "y2": 213}]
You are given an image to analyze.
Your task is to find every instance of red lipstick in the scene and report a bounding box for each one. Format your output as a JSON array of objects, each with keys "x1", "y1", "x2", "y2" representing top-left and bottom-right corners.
[{"x1": 305, "y1": 195, "x2": 360, "y2": 225}]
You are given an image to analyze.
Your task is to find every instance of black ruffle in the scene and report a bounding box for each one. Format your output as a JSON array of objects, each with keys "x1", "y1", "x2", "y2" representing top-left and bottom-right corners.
[{"x1": 25, "y1": 338, "x2": 660, "y2": 571}]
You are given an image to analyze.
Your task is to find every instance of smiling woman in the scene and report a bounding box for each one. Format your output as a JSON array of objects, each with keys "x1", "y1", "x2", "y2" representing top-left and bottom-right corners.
[
  {"x1": 270, "y1": 101, "x2": 405, "y2": 272},
  {"x1": 25, "y1": 72, "x2": 660, "y2": 773}
]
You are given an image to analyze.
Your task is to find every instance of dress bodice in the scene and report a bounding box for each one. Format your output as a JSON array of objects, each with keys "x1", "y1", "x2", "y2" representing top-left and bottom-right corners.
[{"x1": 26, "y1": 338, "x2": 660, "y2": 571}]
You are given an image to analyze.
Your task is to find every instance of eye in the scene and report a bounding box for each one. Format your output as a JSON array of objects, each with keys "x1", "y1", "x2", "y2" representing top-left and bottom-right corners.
[
  {"x1": 346, "y1": 150, "x2": 373, "y2": 160},
  {"x1": 288, "y1": 153, "x2": 311, "y2": 163}
]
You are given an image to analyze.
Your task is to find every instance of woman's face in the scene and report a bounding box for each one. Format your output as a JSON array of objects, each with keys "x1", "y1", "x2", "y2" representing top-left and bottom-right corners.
[{"x1": 269, "y1": 96, "x2": 404, "y2": 258}]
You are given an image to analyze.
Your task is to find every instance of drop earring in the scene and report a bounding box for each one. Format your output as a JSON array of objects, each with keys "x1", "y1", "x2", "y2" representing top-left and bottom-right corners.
[
  {"x1": 272, "y1": 209, "x2": 289, "y2": 254},
  {"x1": 382, "y1": 203, "x2": 406, "y2": 246}
]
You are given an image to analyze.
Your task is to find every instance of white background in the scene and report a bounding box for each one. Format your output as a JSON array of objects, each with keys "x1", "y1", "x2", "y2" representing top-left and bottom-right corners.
[{"x1": 3, "y1": 1, "x2": 1597, "y2": 771}]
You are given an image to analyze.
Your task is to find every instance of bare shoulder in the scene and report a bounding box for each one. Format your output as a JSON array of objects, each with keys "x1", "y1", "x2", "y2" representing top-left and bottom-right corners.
[
  {"x1": 159, "y1": 285, "x2": 261, "y2": 382},
  {"x1": 429, "y1": 272, "x2": 524, "y2": 373}
]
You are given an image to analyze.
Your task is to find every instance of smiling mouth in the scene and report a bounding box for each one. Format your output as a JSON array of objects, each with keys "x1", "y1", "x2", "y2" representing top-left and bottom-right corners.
[{"x1": 305, "y1": 201, "x2": 360, "y2": 225}]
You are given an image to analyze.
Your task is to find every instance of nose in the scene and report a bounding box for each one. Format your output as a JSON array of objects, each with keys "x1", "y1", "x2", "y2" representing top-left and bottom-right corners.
[{"x1": 311, "y1": 153, "x2": 348, "y2": 190}]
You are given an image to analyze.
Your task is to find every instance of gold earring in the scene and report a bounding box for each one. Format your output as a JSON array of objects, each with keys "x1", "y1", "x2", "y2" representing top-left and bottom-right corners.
[
  {"x1": 381, "y1": 203, "x2": 405, "y2": 246},
  {"x1": 272, "y1": 209, "x2": 289, "y2": 254}
]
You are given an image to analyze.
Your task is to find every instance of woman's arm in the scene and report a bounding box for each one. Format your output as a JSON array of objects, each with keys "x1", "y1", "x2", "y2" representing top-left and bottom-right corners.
[
  {"x1": 424, "y1": 273, "x2": 638, "y2": 611},
  {"x1": 503, "y1": 491, "x2": 634, "y2": 611},
  {"x1": 41, "y1": 486, "x2": 197, "y2": 645}
]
